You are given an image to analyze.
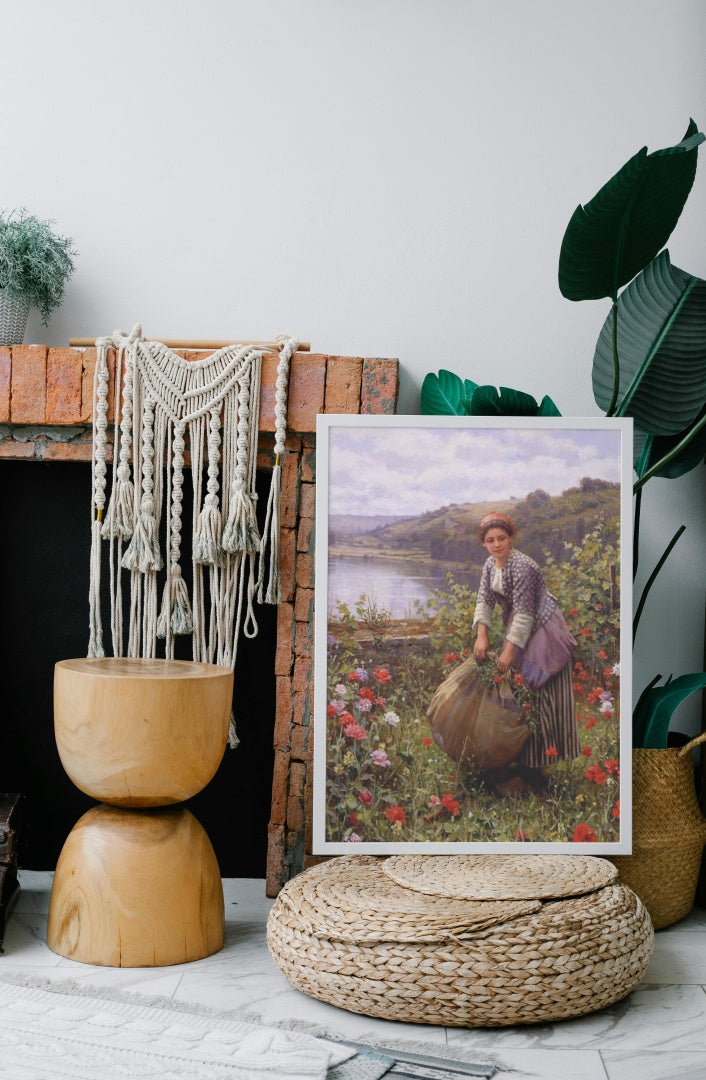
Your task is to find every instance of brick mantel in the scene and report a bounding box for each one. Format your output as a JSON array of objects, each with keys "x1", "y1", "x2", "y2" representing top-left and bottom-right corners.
[{"x1": 0, "y1": 343, "x2": 399, "y2": 894}]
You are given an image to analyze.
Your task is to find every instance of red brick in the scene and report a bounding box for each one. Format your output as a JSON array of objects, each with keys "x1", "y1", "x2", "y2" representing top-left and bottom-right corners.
[
  {"x1": 0, "y1": 439, "x2": 35, "y2": 459},
  {"x1": 294, "y1": 586, "x2": 314, "y2": 624},
  {"x1": 11, "y1": 345, "x2": 46, "y2": 422},
  {"x1": 294, "y1": 620, "x2": 312, "y2": 660},
  {"x1": 279, "y1": 528, "x2": 297, "y2": 603},
  {"x1": 273, "y1": 676, "x2": 293, "y2": 748},
  {"x1": 274, "y1": 603, "x2": 295, "y2": 676},
  {"x1": 300, "y1": 442, "x2": 316, "y2": 483},
  {"x1": 41, "y1": 441, "x2": 94, "y2": 462},
  {"x1": 292, "y1": 689, "x2": 310, "y2": 727},
  {"x1": 361, "y1": 358, "x2": 399, "y2": 414},
  {"x1": 295, "y1": 553, "x2": 314, "y2": 591},
  {"x1": 290, "y1": 724, "x2": 308, "y2": 763},
  {"x1": 288, "y1": 355, "x2": 326, "y2": 433},
  {"x1": 293, "y1": 656, "x2": 312, "y2": 694},
  {"x1": 299, "y1": 481, "x2": 316, "y2": 520},
  {"x1": 297, "y1": 516, "x2": 314, "y2": 554},
  {"x1": 265, "y1": 824, "x2": 286, "y2": 897},
  {"x1": 46, "y1": 348, "x2": 83, "y2": 424},
  {"x1": 0, "y1": 348, "x2": 10, "y2": 422},
  {"x1": 288, "y1": 760, "x2": 306, "y2": 801},
  {"x1": 269, "y1": 750, "x2": 291, "y2": 825},
  {"x1": 324, "y1": 356, "x2": 363, "y2": 413},
  {"x1": 280, "y1": 451, "x2": 300, "y2": 529}
]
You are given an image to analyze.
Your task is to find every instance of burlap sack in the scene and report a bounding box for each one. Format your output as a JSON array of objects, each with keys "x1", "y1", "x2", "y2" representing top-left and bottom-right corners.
[{"x1": 427, "y1": 656, "x2": 530, "y2": 769}]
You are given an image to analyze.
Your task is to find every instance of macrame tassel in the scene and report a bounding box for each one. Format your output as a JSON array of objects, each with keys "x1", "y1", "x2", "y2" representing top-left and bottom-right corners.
[
  {"x1": 101, "y1": 468, "x2": 135, "y2": 540},
  {"x1": 222, "y1": 488, "x2": 260, "y2": 554},
  {"x1": 257, "y1": 461, "x2": 282, "y2": 604},
  {"x1": 157, "y1": 570, "x2": 194, "y2": 637},
  {"x1": 87, "y1": 518, "x2": 105, "y2": 657},
  {"x1": 122, "y1": 498, "x2": 163, "y2": 573},
  {"x1": 194, "y1": 494, "x2": 224, "y2": 566}
]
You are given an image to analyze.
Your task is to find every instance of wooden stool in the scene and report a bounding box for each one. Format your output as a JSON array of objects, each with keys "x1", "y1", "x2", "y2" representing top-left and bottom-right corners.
[{"x1": 47, "y1": 658, "x2": 233, "y2": 967}]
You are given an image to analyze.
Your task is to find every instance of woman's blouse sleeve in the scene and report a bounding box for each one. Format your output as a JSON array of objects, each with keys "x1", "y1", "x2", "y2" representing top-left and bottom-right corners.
[
  {"x1": 472, "y1": 560, "x2": 495, "y2": 630},
  {"x1": 505, "y1": 555, "x2": 544, "y2": 647}
]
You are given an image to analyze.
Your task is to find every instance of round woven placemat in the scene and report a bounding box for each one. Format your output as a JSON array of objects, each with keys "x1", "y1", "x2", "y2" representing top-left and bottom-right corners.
[
  {"x1": 382, "y1": 853, "x2": 618, "y2": 899},
  {"x1": 276, "y1": 856, "x2": 541, "y2": 943}
]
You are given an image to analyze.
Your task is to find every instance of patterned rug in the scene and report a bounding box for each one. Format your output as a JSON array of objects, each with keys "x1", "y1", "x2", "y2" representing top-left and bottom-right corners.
[{"x1": 0, "y1": 975, "x2": 496, "y2": 1079}]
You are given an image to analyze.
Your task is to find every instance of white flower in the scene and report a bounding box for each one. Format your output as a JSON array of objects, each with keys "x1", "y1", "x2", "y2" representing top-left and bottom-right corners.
[
  {"x1": 383, "y1": 710, "x2": 401, "y2": 726},
  {"x1": 611, "y1": 663, "x2": 620, "y2": 677}
]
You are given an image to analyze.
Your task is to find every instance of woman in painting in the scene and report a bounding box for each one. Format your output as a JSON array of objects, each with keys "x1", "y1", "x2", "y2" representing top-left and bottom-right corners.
[{"x1": 472, "y1": 512, "x2": 578, "y2": 793}]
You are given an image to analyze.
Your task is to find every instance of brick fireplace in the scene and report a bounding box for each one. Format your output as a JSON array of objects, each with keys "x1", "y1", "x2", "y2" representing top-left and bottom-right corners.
[{"x1": 0, "y1": 343, "x2": 399, "y2": 895}]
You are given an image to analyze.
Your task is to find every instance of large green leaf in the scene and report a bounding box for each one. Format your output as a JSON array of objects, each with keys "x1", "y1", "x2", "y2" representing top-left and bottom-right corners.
[
  {"x1": 592, "y1": 251, "x2": 706, "y2": 433},
  {"x1": 421, "y1": 370, "x2": 478, "y2": 414},
  {"x1": 469, "y1": 385, "x2": 562, "y2": 416},
  {"x1": 633, "y1": 672, "x2": 706, "y2": 748},
  {"x1": 634, "y1": 405, "x2": 706, "y2": 480},
  {"x1": 559, "y1": 120, "x2": 704, "y2": 301}
]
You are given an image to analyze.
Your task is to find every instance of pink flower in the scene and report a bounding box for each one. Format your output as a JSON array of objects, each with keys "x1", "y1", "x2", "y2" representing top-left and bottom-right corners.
[
  {"x1": 370, "y1": 749, "x2": 391, "y2": 768},
  {"x1": 358, "y1": 788, "x2": 373, "y2": 807},
  {"x1": 344, "y1": 832, "x2": 363, "y2": 842},
  {"x1": 343, "y1": 722, "x2": 368, "y2": 741}
]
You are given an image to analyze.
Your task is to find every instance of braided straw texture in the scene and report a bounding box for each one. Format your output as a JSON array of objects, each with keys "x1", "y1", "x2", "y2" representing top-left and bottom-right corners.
[
  {"x1": 610, "y1": 736, "x2": 706, "y2": 929},
  {"x1": 273, "y1": 857, "x2": 540, "y2": 943},
  {"x1": 267, "y1": 855, "x2": 653, "y2": 1027},
  {"x1": 382, "y1": 853, "x2": 618, "y2": 899},
  {"x1": 0, "y1": 290, "x2": 29, "y2": 346}
]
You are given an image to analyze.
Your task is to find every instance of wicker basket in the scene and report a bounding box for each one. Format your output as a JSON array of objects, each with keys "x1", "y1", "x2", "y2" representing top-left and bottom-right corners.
[
  {"x1": 0, "y1": 290, "x2": 30, "y2": 346},
  {"x1": 610, "y1": 732, "x2": 706, "y2": 929},
  {"x1": 267, "y1": 854, "x2": 653, "y2": 1027}
]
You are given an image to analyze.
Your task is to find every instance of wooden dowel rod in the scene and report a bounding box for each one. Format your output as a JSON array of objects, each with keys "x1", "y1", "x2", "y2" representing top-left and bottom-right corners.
[{"x1": 69, "y1": 337, "x2": 311, "y2": 351}]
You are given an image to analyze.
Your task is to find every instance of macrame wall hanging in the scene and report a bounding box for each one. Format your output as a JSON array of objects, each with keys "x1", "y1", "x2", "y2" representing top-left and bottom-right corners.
[{"x1": 88, "y1": 325, "x2": 297, "y2": 745}]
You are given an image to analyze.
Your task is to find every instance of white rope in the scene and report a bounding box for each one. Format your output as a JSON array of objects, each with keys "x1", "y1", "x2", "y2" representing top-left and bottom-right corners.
[{"x1": 87, "y1": 326, "x2": 297, "y2": 749}]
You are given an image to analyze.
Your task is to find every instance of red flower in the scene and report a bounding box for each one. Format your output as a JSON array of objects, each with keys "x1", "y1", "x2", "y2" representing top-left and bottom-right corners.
[
  {"x1": 568, "y1": 607, "x2": 579, "y2": 619},
  {"x1": 604, "y1": 758, "x2": 620, "y2": 775},
  {"x1": 359, "y1": 788, "x2": 373, "y2": 807},
  {"x1": 611, "y1": 799, "x2": 620, "y2": 820},
  {"x1": 573, "y1": 683, "x2": 585, "y2": 695},
  {"x1": 421, "y1": 737, "x2": 433, "y2": 747},
  {"x1": 572, "y1": 822, "x2": 597, "y2": 843},
  {"x1": 492, "y1": 674, "x2": 502, "y2": 684},
  {"x1": 583, "y1": 716, "x2": 597, "y2": 729},
  {"x1": 585, "y1": 764, "x2": 607, "y2": 785},
  {"x1": 545, "y1": 746, "x2": 559, "y2": 758},
  {"x1": 358, "y1": 686, "x2": 375, "y2": 701},
  {"x1": 348, "y1": 812, "x2": 360, "y2": 827},
  {"x1": 374, "y1": 696, "x2": 387, "y2": 708},
  {"x1": 513, "y1": 829, "x2": 531, "y2": 841},
  {"x1": 343, "y1": 722, "x2": 368, "y2": 741},
  {"x1": 385, "y1": 804, "x2": 406, "y2": 824},
  {"x1": 441, "y1": 793, "x2": 460, "y2": 816},
  {"x1": 326, "y1": 705, "x2": 338, "y2": 718},
  {"x1": 578, "y1": 669, "x2": 589, "y2": 681},
  {"x1": 339, "y1": 711, "x2": 356, "y2": 726},
  {"x1": 513, "y1": 673, "x2": 525, "y2": 687},
  {"x1": 576, "y1": 626, "x2": 592, "y2": 638},
  {"x1": 581, "y1": 746, "x2": 593, "y2": 757},
  {"x1": 444, "y1": 652, "x2": 460, "y2": 664},
  {"x1": 347, "y1": 671, "x2": 362, "y2": 682},
  {"x1": 597, "y1": 649, "x2": 608, "y2": 660},
  {"x1": 373, "y1": 668, "x2": 391, "y2": 683}
]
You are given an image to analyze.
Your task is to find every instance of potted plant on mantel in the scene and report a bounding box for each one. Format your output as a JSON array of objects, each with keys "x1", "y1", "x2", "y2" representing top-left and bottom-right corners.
[
  {"x1": 422, "y1": 120, "x2": 706, "y2": 927},
  {"x1": 0, "y1": 209, "x2": 76, "y2": 345}
]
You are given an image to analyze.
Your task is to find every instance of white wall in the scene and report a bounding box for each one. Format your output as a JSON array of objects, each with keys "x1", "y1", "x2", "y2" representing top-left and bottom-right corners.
[{"x1": 3, "y1": 0, "x2": 705, "y2": 726}]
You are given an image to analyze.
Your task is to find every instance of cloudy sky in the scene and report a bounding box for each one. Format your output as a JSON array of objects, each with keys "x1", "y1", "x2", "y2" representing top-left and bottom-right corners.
[{"x1": 325, "y1": 421, "x2": 626, "y2": 518}]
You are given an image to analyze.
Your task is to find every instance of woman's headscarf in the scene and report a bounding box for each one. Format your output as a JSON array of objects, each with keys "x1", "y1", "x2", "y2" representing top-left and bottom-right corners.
[{"x1": 478, "y1": 512, "x2": 516, "y2": 540}]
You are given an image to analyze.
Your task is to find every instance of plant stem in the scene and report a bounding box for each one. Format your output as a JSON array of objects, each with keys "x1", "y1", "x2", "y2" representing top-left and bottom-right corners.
[
  {"x1": 606, "y1": 302, "x2": 619, "y2": 416},
  {"x1": 633, "y1": 487, "x2": 642, "y2": 580},
  {"x1": 633, "y1": 525, "x2": 686, "y2": 643},
  {"x1": 633, "y1": 409, "x2": 706, "y2": 492}
]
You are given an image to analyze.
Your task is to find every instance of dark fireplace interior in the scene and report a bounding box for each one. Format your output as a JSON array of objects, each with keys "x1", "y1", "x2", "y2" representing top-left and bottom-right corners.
[{"x1": 0, "y1": 459, "x2": 276, "y2": 877}]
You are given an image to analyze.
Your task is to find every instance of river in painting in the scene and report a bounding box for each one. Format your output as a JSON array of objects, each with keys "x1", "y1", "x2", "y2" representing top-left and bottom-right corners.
[{"x1": 327, "y1": 554, "x2": 477, "y2": 619}]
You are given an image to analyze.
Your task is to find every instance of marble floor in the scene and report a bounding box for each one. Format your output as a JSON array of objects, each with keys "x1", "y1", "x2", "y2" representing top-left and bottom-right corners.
[{"x1": 2, "y1": 871, "x2": 706, "y2": 1080}]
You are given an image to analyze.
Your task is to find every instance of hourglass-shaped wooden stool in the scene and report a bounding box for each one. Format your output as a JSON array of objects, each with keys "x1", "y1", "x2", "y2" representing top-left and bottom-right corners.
[{"x1": 47, "y1": 658, "x2": 233, "y2": 967}]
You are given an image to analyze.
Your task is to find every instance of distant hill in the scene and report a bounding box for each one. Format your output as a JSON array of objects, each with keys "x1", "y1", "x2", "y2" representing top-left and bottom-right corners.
[
  {"x1": 329, "y1": 482, "x2": 621, "y2": 574},
  {"x1": 329, "y1": 513, "x2": 413, "y2": 539}
]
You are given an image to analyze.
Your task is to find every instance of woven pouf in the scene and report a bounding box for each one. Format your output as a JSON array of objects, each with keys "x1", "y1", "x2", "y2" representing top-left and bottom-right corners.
[{"x1": 266, "y1": 854, "x2": 654, "y2": 1027}]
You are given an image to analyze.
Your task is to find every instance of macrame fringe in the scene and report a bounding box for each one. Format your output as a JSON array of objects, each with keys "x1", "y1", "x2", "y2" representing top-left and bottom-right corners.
[
  {"x1": 222, "y1": 489, "x2": 260, "y2": 554},
  {"x1": 101, "y1": 472, "x2": 135, "y2": 540},
  {"x1": 87, "y1": 518, "x2": 105, "y2": 658},
  {"x1": 157, "y1": 571, "x2": 194, "y2": 638},
  {"x1": 257, "y1": 462, "x2": 282, "y2": 605},
  {"x1": 228, "y1": 712, "x2": 240, "y2": 749}
]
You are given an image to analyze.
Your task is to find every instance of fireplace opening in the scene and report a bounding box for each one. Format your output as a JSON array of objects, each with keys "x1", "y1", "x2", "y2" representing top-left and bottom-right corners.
[{"x1": 0, "y1": 458, "x2": 276, "y2": 877}]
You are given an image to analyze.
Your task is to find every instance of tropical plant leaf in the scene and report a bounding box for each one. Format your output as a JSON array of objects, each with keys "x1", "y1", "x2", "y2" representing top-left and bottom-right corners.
[
  {"x1": 633, "y1": 672, "x2": 706, "y2": 748},
  {"x1": 592, "y1": 251, "x2": 706, "y2": 433},
  {"x1": 469, "y1": 385, "x2": 562, "y2": 416},
  {"x1": 421, "y1": 370, "x2": 478, "y2": 414},
  {"x1": 559, "y1": 120, "x2": 704, "y2": 301},
  {"x1": 634, "y1": 405, "x2": 706, "y2": 479}
]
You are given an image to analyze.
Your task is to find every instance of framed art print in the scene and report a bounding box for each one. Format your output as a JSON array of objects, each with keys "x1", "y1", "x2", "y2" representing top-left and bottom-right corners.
[{"x1": 313, "y1": 415, "x2": 633, "y2": 855}]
